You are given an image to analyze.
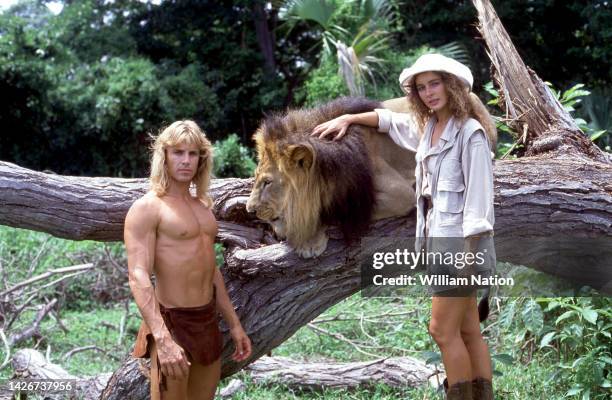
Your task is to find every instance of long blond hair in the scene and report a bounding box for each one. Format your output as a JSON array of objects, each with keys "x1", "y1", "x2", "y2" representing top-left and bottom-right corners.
[
  {"x1": 149, "y1": 120, "x2": 214, "y2": 207},
  {"x1": 406, "y1": 72, "x2": 497, "y2": 148}
]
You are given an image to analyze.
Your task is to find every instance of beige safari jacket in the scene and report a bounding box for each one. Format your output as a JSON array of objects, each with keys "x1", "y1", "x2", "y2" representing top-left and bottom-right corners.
[{"x1": 375, "y1": 108, "x2": 495, "y2": 243}]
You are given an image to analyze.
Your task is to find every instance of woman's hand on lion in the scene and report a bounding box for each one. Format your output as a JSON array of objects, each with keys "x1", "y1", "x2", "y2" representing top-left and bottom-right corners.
[{"x1": 312, "y1": 115, "x2": 353, "y2": 140}]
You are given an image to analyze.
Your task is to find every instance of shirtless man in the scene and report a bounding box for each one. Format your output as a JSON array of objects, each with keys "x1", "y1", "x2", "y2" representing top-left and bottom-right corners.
[{"x1": 125, "y1": 120, "x2": 252, "y2": 400}]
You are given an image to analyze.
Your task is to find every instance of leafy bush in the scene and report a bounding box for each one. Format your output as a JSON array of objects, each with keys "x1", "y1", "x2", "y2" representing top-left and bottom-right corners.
[
  {"x1": 496, "y1": 296, "x2": 611, "y2": 399},
  {"x1": 367, "y1": 45, "x2": 445, "y2": 100},
  {"x1": 158, "y1": 63, "x2": 223, "y2": 132},
  {"x1": 300, "y1": 56, "x2": 348, "y2": 107},
  {"x1": 213, "y1": 133, "x2": 257, "y2": 178},
  {"x1": 301, "y1": 45, "x2": 437, "y2": 106}
]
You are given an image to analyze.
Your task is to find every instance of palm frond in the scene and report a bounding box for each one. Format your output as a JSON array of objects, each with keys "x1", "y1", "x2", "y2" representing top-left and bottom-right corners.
[
  {"x1": 279, "y1": 0, "x2": 338, "y2": 29},
  {"x1": 358, "y1": 0, "x2": 397, "y2": 25},
  {"x1": 434, "y1": 41, "x2": 471, "y2": 66}
]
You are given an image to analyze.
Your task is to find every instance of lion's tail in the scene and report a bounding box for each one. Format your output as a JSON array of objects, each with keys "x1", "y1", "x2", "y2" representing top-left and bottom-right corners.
[{"x1": 478, "y1": 286, "x2": 490, "y2": 322}]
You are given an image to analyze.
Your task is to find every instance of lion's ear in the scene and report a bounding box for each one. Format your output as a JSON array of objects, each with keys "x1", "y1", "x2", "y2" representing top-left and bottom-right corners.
[{"x1": 286, "y1": 144, "x2": 314, "y2": 171}]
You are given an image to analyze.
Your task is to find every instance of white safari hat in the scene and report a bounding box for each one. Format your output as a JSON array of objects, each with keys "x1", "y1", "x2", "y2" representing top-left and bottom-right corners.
[{"x1": 399, "y1": 53, "x2": 473, "y2": 93}]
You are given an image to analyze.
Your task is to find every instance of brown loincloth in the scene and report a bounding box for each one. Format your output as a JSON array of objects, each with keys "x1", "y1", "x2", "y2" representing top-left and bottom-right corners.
[{"x1": 133, "y1": 293, "x2": 223, "y2": 368}]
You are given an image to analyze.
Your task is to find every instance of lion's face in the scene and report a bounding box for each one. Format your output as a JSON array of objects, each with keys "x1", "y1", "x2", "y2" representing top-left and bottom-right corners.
[{"x1": 246, "y1": 153, "x2": 288, "y2": 238}]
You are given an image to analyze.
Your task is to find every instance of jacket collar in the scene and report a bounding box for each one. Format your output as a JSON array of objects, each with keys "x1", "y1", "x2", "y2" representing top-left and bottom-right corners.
[
  {"x1": 418, "y1": 116, "x2": 461, "y2": 160},
  {"x1": 438, "y1": 116, "x2": 460, "y2": 153},
  {"x1": 422, "y1": 116, "x2": 459, "y2": 147}
]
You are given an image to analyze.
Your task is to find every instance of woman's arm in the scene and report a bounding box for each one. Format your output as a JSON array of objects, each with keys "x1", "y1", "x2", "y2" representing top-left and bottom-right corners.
[
  {"x1": 462, "y1": 130, "x2": 495, "y2": 239},
  {"x1": 312, "y1": 111, "x2": 379, "y2": 140},
  {"x1": 312, "y1": 109, "x2": 420, "y2": 152}
]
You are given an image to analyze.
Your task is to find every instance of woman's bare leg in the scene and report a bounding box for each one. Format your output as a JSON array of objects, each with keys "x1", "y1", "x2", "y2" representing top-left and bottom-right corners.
[
  {"x1": 460, "y1": 295, "x2": 492, "y2": 380},
  {"x1": 429, "y1": 296, "x2": 473, "y2": 384}
]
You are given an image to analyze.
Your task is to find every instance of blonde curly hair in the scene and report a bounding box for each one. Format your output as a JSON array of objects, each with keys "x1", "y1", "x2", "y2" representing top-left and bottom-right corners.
[
  {"x1": 406, "y1": 72, "x2": 497, "y2": 148},
  {"x1": 149, "y1": 120, "x2": 213, "y2": 207}
]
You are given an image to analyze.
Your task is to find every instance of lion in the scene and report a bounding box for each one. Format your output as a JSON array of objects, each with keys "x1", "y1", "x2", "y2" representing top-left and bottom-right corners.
[{"x1": 246, "y1": 97, "x2": 417, "y2": 258}]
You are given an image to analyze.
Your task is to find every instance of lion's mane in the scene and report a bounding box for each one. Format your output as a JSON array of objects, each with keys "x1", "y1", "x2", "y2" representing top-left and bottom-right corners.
[{"x1": 257, "y1": 97, "x2": 381, "y2": 246}]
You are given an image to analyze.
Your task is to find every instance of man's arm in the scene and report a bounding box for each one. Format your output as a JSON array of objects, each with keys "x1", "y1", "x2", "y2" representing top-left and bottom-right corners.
[
  {"x1": 213, "y1": 268, "x2": 252, "y2": 362},
  {"x1": 124, "y1": 196, "x2": 190, "y2": 379}
]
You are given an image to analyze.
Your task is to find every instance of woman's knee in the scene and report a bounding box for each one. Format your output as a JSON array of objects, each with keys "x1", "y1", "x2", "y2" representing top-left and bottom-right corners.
[
  {"x1": 460, "y1": 325, "x2": 483, "y2": 346},
  {"x1": 429, "y1": 319, "x2": 458, "y2": 347}
]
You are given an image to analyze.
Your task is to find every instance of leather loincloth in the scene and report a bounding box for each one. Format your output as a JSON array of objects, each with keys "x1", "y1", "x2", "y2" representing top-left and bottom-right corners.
[{"x1": 133, "y1": 294, "x2": 223, "y2": 366}]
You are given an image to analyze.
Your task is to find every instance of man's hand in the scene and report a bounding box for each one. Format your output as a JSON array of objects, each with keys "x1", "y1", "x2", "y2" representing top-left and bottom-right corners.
[
  {"x1": 311, "y1": 115, "x2": 353, "y2": 140},
  {"x1": 156, "y1": 335, "x2": 191, "y2": 380},
  {"x1": 230, "y1": 325, "x2": 252, "y2": 362}
]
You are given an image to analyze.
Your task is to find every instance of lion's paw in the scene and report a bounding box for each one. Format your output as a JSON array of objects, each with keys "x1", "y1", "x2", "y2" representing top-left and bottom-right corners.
[{"x1": 294, "y1": 230, "x2": 328, "y2": 258}]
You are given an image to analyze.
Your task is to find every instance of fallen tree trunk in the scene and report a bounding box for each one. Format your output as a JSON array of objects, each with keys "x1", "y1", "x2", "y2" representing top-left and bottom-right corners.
[
  {"x1": 1, "y1": 157, "x2": 610, "y2": 242},
  {"x1": 246, "y1": 355, "x2": 437, "y2": 390},
  {"x1": 5, "y1": 349, "x2": 437, "y2": 399},
  {"x1": 7, "y1": 349, "x2": 112, "y2": 400}
]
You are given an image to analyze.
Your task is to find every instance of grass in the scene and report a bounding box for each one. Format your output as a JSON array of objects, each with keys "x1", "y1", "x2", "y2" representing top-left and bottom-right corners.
[{"x1": 0, "y1": 226, "x2": 606, "y2": 399}]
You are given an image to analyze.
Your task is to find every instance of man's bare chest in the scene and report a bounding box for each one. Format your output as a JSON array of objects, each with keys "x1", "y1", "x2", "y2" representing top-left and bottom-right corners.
[{"x1": 157, "y1": 199, "x2": 217, "y2": 240}]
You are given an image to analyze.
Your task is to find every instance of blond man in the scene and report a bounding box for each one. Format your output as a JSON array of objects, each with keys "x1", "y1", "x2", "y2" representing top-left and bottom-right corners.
[{"x1": 126, "y1": 120, "x2": 251, "y2": 400}]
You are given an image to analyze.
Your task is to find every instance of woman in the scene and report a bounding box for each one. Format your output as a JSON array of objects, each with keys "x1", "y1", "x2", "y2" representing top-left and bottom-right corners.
[{"x1": 312, "y1": 53, "x2": 496, "y2": 400}]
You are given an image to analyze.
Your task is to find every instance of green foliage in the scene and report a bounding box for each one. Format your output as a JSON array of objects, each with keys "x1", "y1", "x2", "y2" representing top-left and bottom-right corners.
[
  {"x1": 213, "y1": 133, "x2": 257, "y2": 178},
  {"x1": 496, "y1": 297, "x2": 612, "y2": 399},
  {"x1": 545, "y1": 298, "x2": 611, "y2": 399},
  {"x1": 362, "y1": 45, "x2": 429, "y2": 100},
  {"x1": 302, "y1": 44, "x2": 435, "y2": 106},
  {"x1": 215, "y1": 243, "x2": 225, "y2": 267},
  {"x1": 434, "y1": 41, "x2": 470, "y2": 67},
  {"x1": 158, "y1": 63, "x2": 222, "y2": 130},
  {"x1": 281, "y1": 0, "x2": 339, "y2": 31},
  {"x1": 49, "y1": 0, "x2": 139, "y2": 63},
  {"x1": 300, "y1": 56, "x2": 348, "y2": 107},
  {"x1": 2, "y1": 0, "x2": 610, "y2": 177},
  {"x1": 48, "y1": 56, "x2": 161, "y2": 175},
  {"x1": 275, "y1": 296, "x2": 435, "y2": 362},
  {"x1": 547, "y1": 83, "x2": 591, "y2": 114},
  {"x1": 578, "y1": 87, "x2": 612, "y2": 152},
  {"x1": 0, "y1": 0, "x2": 304, "y2": 177},
  {"x1": 395, "y1": 0, "x2": 612, "y2": 88},
  {"x1": 547, "y1": 83, "x2": 610, "y2": 152},
  {"x1": 0, "y1": 226, "x2": 99, "y2": 282},
  {"x1": 281, "y1": 0, "x2": 396, "y2": 96}
]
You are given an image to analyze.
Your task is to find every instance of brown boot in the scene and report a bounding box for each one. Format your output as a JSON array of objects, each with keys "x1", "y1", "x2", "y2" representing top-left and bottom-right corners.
[
  {"x1": 472, "y1": 377, "x2": 493, "y2": 399},
  {"x1": 445, "y1": 380, "x2": 473, "y2": 399}
]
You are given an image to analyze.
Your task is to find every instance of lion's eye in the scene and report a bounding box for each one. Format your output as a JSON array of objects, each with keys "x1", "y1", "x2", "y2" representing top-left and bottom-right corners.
[{"x1": 262, "y1": 179, "x2": 271, "y2": 187}]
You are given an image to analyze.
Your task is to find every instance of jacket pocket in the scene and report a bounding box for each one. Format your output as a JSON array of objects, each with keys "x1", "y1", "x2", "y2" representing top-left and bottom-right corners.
[
  {"x1": 439, "y1": 157, "x2": 463, "y2": 182},
  {"x1": 436, "y1": 180, "x2": 465, "y2": 226}
]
